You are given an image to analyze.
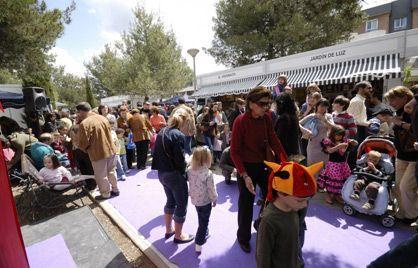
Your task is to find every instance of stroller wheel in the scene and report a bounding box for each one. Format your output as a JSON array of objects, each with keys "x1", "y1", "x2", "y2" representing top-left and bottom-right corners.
[
  {"x1": 381, "y1": 215, "x2": 395, "y2": 228},
  {"x1": 343, "y1": 204, "x2": 356, "y2": 216}
]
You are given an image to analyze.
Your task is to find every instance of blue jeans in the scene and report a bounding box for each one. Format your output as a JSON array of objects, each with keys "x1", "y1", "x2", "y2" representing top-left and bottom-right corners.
[
  {"x1": 115, "y1": 154, "x2": 125, "y2": 179},
  {"x1": 120, "y1": 154, "x2": 128, "y2": 172},
  {"x1": 204, "y1": 135, "x2": 214, "y2": 151},
  {"x1": 195, "y1": 203, "x2": 212, "y2": 245},
  {"x1": 158, "y1": 170, "x2": 188, "y2": 223},
  {"x1": 184, "y1": 136, "x2": 192, "y2": 155}
]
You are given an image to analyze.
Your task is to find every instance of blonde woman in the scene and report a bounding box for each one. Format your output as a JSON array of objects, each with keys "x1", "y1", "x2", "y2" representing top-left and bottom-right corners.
[
  {"x1": 187, "y1": 146, "x2": 218, "y2": 253},
  {"x1": 385, "y1": 86, "x2": 418, "y2": 223},
  {"x1": 151, "y1": 110, "x2": 194, "y2": 244}
]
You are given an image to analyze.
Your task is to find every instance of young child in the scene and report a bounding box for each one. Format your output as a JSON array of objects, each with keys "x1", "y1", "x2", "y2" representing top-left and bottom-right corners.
[
  {"x1": 187, "y1": 146, "x2": 218, "y2": 253},
  {"x1": 368, "y1": 108, "x2": 393, "y2": 136},
  {"x1": 51, "y1": 132, "x2": 66, "y2": 153},
  {"x1": 257, "y1": 161, "x2": 323, "y2": 268},
  {"x1": 219, "y1": 146, "x2": 235, "y2": 184},
  {"x1": 110, "y1": 120, "x2": 127, "y2": 181},
  {"x1": 318, "y1": 125, "x2": 358, "y2": 204},
  {"x1": 212, "y1": 134, "x2": 223, "y2": 163},
  {"x1": 116, "y1": 128, "x2": 129, "y2": 174},
  {"x1": 273, "y1": 74, "x2": 287, "y2": 97},
  {"x1": 125, "y1": 129, "x2": 136, "y2": 169},
  {"x1": 219, "y1": 124, "x2": 231, "y2": 151},
  {"x1": 332, "y1": 95, "x2": 357, "y2": 139},
  {"x1": 350, "y1": 150, "x2": 385, "y2": 210},
  {"x1": 39, "y1": 154, "x2": 74, "y2": 190}
]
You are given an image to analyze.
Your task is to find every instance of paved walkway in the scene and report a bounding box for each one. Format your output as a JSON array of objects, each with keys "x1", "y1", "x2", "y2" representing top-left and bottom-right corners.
[{"x1": 108, "y1": 167, "x2": 413, "y2": 268}]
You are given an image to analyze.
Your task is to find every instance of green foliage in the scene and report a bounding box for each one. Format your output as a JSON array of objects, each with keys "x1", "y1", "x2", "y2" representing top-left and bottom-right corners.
[
  {"x1": 208, "y1": 0, "x2": 366, "y2": 67},
  {"x1": 85, "y1": 45, "x2": 127, "y2": 97},
  {"x1": 86, "y1": 6, "x2": 193, "y2": 98},
  {"x1": 85, "y1": 75, "x2": 97, "y2": 108},
  {"x1": 0, "y1": 69, "x2": 21, "y2": 84},
  {"x1": 50, "y1": 66, "x2": 85, "y2": 107},
  {"x1": 403, "y1": 66, "x2": 412, "y2": 85},
  {"x1": 0, "y1": 0, "x2": 75, "y2": 104}
]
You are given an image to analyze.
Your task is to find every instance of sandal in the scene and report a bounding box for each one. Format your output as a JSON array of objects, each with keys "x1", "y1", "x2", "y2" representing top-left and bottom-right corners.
[{"x1": 165, "y1": 231, "x2": 175, "y2": 239}]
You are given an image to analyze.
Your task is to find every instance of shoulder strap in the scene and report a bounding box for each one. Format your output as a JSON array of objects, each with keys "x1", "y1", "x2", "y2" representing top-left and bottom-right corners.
[{"x1": 162, "y1": 127, "x2": 171, "y2": 158}]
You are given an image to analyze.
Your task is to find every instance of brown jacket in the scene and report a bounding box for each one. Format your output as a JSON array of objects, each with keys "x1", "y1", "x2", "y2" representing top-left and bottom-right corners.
[
  {"x1": 117, "y1": 113, "x2": 132, "y2": 131},
  {"x1": 128, "y1": 113, "x2": 153, "y2": 142},
  {"x1": 171, "y1": 104, "x2": 196, "y2": 136},
  {"x1": 78, "y1": 114, "x2": 116, "y2": 161}
]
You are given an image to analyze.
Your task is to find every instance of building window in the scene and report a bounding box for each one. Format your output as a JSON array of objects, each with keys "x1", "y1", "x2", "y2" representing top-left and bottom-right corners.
[
  {"x1": 394, "y1": 17, "x2": 407, "y2": 30},
  {"x1": 365, "y1": 19, "x2": 378, "y2": 32}
]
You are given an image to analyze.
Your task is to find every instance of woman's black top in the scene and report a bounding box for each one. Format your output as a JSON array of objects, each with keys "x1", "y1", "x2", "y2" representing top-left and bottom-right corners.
[
  {"x1": 274, "y1": 113, "x2": 300, "y2": 156},
  {"x1": 151, "y1": 127, "x2": 186, "y2": 173}
]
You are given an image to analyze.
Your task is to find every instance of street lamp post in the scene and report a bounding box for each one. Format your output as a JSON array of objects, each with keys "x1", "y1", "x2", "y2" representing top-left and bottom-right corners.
[{"x1": 187, "y1": 48, "x2": 199, "y2": 91}]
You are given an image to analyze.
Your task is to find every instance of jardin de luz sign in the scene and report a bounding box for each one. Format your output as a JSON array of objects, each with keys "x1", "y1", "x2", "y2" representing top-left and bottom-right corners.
[{"x1": 310, "y1": 50, "x2": 346, "y2": 62}]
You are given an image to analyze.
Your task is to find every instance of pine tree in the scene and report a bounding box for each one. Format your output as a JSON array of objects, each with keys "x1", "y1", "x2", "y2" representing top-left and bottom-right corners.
[
  {"x1": 85, "y1": 76, "x2": 97, "y2": 108},
  {"x1": 208, "y1": 0, "x2": 366, "y2": 67}
]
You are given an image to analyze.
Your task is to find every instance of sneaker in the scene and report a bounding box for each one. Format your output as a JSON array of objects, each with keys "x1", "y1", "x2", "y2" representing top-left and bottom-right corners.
[
  {"x1": 195, "y1": 244, "x2": 202, "y2": 253},
  {"x1": 362, "y1": 202, "x2": 374, "y2": 210},
  {"x1": 350, "y1": 193, "x2": 360, "y2": 200},
  {"x1": 118, "y1": 176, "x2": 126, "y2": 181}
]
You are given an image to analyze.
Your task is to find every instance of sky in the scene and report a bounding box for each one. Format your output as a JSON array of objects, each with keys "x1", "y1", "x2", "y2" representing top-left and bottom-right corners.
[{"x1": 46, "y1": 0, "x2": 394, "y2": 78}]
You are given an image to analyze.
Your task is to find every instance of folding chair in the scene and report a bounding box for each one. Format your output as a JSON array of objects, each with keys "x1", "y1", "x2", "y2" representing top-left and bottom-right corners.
[{"x1": 16, "y1": 154, "x2": 95, "y2": 217}]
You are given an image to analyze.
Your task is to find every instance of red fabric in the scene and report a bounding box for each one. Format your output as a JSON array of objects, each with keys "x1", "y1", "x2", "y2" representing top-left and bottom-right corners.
[
  {"x1": 292, "y1": 163, "x2": 316, "y2": 198},
  {"x1": 230, "y1": 112, "x2": 287, "y2": 174},
  {"x1": 0, "y1": 142, "x2": 29, "y2": 267},
  {"x1": 0, "y1": 100, "x2": 4, "y2": 112}
]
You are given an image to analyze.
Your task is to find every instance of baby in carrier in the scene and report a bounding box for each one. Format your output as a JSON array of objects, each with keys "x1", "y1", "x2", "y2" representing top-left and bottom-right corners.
[{"x1": 350, "y1": 150, "x2": 386, "y2": 210}]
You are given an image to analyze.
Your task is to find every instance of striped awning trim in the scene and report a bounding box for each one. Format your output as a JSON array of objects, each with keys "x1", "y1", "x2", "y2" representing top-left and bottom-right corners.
[
  {"x1": 193, "y1": 76, "x2": 264, "y2": 98},
  {"x1": 260, "y1": 53, "x2": 402, "y2": 89}
]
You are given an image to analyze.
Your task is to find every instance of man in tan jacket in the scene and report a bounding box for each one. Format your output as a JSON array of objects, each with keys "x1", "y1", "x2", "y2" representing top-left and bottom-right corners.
[{"x1": 77, "y1": 102, "x2": 118, "y2": 199}]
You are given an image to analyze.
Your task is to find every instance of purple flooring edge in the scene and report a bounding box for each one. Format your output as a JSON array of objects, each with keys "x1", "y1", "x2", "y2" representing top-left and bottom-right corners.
[
  {"x1": 25, "y1": 234, "x2": 76, "y2": 268},
  {"x1": 108, "y1": 167, "x2": 413, "y2": 268}
]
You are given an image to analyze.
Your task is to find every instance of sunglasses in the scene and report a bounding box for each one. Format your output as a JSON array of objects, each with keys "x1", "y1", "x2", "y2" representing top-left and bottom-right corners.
[{"x1": 255, "y1": 101, "x2": 271, "y2": 108}]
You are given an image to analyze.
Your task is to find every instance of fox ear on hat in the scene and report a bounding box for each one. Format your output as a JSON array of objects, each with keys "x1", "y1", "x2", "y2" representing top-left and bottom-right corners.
[
  {"x1": 305, "y1": 162, "x2": 324, "y2": 177},
  {"x1": 264, "y1": 161, "x2": 282, "y2": 172}
]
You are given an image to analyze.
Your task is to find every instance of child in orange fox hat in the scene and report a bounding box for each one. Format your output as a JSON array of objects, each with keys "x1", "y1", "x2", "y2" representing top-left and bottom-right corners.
[{"x1": 256, "y1": 161, "x2": 323, "y2": 268}]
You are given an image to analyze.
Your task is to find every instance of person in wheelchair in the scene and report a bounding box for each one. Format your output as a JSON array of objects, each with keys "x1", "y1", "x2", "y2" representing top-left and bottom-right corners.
[{"x1": 350, "y1": 150, "x2": 387, "y2": 210}]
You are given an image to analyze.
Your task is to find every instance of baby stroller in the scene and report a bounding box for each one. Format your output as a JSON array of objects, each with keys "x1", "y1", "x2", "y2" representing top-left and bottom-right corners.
[{"x1": 341, "y1": 137, "x2": 397, "y2": 228}]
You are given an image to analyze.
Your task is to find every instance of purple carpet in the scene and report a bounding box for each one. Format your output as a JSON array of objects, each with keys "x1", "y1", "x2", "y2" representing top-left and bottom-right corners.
[
  {"x1": 25, "y1": 234, "x2": 76, "y2": 268},
  {"x1": 109, "y1": 167, "x2": 413, "y2": 268}
]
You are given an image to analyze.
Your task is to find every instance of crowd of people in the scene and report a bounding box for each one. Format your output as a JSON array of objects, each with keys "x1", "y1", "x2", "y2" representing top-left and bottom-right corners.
[{"x1": 1, "y1": 77, "x2": 418, "y2": 267}]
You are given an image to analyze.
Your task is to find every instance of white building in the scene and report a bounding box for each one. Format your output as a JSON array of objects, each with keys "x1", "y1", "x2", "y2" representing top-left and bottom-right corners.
[{"x1": 193, "y1": 28, "x2": 418, "y2": 103}]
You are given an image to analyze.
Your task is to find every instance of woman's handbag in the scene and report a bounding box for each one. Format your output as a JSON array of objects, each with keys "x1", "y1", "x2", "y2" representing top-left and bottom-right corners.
[{"x1": 302, "y1": 117, "x2": 319, "y2": 137}]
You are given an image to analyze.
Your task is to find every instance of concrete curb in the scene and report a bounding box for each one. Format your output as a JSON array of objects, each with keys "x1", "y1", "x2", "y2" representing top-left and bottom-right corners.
[{"x1": 87, "y1": 191, "x2": 178, "y2": 268}]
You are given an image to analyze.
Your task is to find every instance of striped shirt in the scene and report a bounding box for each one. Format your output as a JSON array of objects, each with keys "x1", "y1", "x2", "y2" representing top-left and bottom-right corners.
[{"x1": 332, "y1": 111, "x2": 357, "y2": 138}]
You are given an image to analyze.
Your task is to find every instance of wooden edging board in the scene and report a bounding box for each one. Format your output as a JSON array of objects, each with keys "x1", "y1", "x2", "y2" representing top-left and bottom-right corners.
[{"x1": 88, "y1": 191, "x2": 178, "y2": 268}]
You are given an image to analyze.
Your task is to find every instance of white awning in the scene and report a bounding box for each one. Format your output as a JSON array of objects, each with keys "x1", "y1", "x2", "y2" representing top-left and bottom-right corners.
[
  {"x1": 258, "y1": 75, "x2": 277, "y2": 89},
  {"x1": 260, "y1": 53, "x2": 402, "y2": 89},
  {"x1": 193, "y1": 77, "x2": 264, "y2": 98}
]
